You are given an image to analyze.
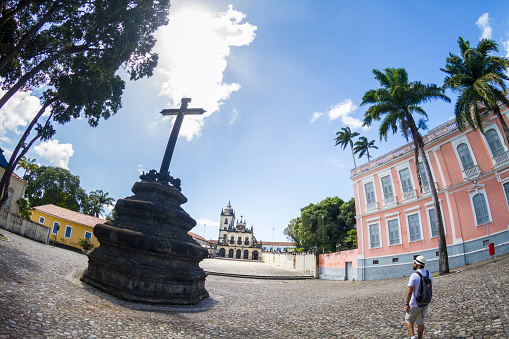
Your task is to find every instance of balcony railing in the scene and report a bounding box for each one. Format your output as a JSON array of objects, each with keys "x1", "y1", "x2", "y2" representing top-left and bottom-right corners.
[
  {"x1": 421, "y1": 182, "x2": 438, "y2": 194},
  {"x1": 462, "y1": 165, "x2": 479, "y2": 179},
  {"x1": 365, "y1": 202, "x2": 378, "y2": 211},
  {"x1": 402, "y1": 189, "x2": 416, "y2": 201},
  {"x1": 383, "y1": 196, "x2": 396, "y2": 206},
  {"x1": 493, "y1": 151, "x2": 509, "y2": 166}
]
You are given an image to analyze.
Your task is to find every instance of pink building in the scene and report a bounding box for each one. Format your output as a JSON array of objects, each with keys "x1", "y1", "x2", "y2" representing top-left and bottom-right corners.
[{"x1": 351, "y1": 101, "x2": 509, "y2": 280}]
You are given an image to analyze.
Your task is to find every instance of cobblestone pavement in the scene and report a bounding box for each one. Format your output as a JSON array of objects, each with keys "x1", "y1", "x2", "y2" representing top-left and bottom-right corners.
[{"x1": 0, "y1": 232, "x2": 508, "y2": 338}]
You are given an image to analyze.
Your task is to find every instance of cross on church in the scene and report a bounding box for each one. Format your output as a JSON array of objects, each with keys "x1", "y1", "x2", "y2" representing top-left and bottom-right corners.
[{"x1": 159, "y1": 98, "x2": 205, "y2": 181}]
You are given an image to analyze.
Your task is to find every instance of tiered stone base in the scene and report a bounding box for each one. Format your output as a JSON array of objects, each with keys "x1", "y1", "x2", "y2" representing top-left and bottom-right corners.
[{"x1": 81, "y1": 181, "x2": 209, "y2": 305}]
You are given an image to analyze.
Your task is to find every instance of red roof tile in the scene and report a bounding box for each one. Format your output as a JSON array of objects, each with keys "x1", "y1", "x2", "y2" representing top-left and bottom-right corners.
[{"x1": 33, "y1": 204, "x2": 105, "y2": 228}]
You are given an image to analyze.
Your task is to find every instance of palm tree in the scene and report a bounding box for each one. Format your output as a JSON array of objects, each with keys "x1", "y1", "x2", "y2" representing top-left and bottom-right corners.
[
  {"x1": 361, "y1": 67, "x2": 451, "y2": 274},
  {"x1": 88, "y1": 190, "x2": 115, "y2": 218},
  {"x1": 16, "y1": 156, "x2": 38, "y2": 177},
  {"x1": 441, "y1": 37, "x2": 509, "y2": 143},
  {"x1": 334, "y1": 127, "x2": 360, "y2": 167},
  {"x1": 353, "y1": 136, "x2": 378, "y2": 161}
]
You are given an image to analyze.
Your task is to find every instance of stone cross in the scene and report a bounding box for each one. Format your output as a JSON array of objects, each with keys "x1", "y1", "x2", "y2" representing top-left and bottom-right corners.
[{"x1": 159, "y1": 98, "x2": 205, "y2": 180}]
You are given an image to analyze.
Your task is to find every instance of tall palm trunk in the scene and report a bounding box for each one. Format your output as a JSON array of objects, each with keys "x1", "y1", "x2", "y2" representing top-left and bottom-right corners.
[
  {"x1": 408, "y1": 114, "x2": 449, "y2": 274},
  {"x1": 350, "y1": 144, "x2": 357, "y2": 168}
]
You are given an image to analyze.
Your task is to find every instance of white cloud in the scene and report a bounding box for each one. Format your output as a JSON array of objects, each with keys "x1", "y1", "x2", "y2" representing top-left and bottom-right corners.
[
  {"x1": 137, "y1": 164, "x2": 146, "y2": 175},
  {"x1": 327, "y1": 99, "x2": 367, "y2": 130},
  {"x1": 0, "y1": 90, "x2": 42, "y2": 136},
  {"x1": 229, "y1": 109, "x2": 239, "y2": 125},
  {"x1": 326, "y1": 156, "x2": 344, "y2": 168},
  {"x1": 155, "y1": 4, "x2": 257, "y2": 141},
  {"x1": 196, "y1": 218, "x2": 220, "y2": 227},
  {"x1": 148, "y1": 121, "x2": 158, "y2": 129},
  {"x1": 476, "y1": 13, "x2": 492, "y2": 40},
  {"x1": 503, "y1": 40, "x2": 509, "y2": 58},
  {"x1": 310, "y1": 112, "x2": 323, "y2": 123},
  {"x1": 33, "y1": 140, "x2": 74, "y2": 169}
]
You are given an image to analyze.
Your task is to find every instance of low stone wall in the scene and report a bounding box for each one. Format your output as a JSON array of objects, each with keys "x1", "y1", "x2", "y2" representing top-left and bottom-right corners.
[
  {"x1": 262, "y1": 251, "x2": 317, "y2": 277},
  {"x1": 0, "y1": 210, "x2": 50, "y2": 244}
]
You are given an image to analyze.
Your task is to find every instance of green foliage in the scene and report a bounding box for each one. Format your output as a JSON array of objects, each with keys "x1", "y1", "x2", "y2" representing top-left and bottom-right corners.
[
  {"x1": 24, "y1": 165, "x2": 88, "y2": 212},
  {"x1": 106, "y1": 209, "x2": 117, "y2": 221},
  {"x1": 0, "y1": 0, "x2": 172, "y2": 207},
  {"x1": 78, "y1": 238, "x2": 95, "y2": 251},
  {"x1": 16, "y1": 156, "x2": 38, "y2": 176},
  {"x1": 441, "y1": 37, "x2": 509, "y2": 140},
  {"x1": 334, "y1": 127, "x2": 360, "y2": 167},
  {"x1": 285, "y1": 197, "x2": 356, "y2": 252},
  {"x1": 17, "y1": 197, "x2": 32, "y2": 219},
  {"x1": 85, "y1": 189, "x2": 115, "y2": 218},
  {"x1": 344, "y1": 229, "x2": 357, "y2": 249},
  {"x1": 353, "y1": 136, "x2": 378, "y2": 161}
]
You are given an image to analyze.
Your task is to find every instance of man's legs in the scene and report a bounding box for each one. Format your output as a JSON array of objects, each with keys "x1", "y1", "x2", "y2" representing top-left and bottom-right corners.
[
  {"x1": 406, "y1": 322, "x2": 415, "y2": 337},
  {"x1": 417, "y1": 324, "x2": 425, "y2": 339}
]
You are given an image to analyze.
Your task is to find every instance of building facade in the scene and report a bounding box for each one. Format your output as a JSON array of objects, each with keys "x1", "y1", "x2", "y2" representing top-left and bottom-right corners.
[
  {"x1": 31, "y1": 204, "x2": 104, "y2": 251},
  {"x1": 352, "y1": 102, "x2": 509, "y2": 280},
  {"x1": 0, "y1": 148, "x2": 26, "y2": 218},
  {"x1": 216, "y1": 202, "x2": 262, "y2": 260}
]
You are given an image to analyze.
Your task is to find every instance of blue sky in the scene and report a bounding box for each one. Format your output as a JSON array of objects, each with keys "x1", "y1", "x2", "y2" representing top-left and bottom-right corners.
[{"x1": 1, "y1": 1, "x2": 509, "y2": 242}]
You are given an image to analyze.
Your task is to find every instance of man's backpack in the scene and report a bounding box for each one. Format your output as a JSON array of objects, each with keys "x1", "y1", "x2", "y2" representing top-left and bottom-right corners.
[{"x1": 415, "y1": 270, "x2": 432, "y2": 307}]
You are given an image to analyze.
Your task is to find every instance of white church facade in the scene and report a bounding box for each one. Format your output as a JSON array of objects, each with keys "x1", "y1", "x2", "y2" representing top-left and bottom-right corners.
[{"x1": 216, "y1": 202, "x2": 262, "y2": 260}]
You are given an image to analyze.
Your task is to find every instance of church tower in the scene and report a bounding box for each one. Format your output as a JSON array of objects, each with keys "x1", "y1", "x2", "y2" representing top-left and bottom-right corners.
[{"x1": 219, "y1": 201, "x2": 235, "y2": 242}]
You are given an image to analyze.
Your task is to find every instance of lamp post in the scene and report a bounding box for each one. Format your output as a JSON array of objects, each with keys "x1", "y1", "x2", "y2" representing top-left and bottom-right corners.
[{"x1": 321, "y1": 215, "x2": 325, "y2": 254}]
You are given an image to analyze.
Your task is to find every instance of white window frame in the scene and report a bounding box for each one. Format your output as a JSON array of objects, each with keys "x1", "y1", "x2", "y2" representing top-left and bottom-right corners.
[
  {"x1": 385, "y1": 215, "x2": 401, "y2": 246},
  {"x1": 52, "y1": 221, "x2": 60, "y2": 235},
  {"x1": 503, "y1": 180, "x2": 509, "y2": 210},
  {"x1": 480, "y1": 124, "x2": 508, "y2": 161},
  {"x1": 468, "y1": 187, "x2": 493, "y2": 226},
  {"x1": 396, "y1": 162, "x2": 416, "y2": 201},
  {"x1": 405, "y1": 209, "x2": 423, "y2": 243},
  {"x1": 367, "y1": 220, "x2": 382, "y2": 249},
  {"x1": 378, "y1": 168, "x2": 396, "y2": 206},
  {"x1": 451, "y1": 135, "x2": 479, "y2": 178},
  {"x1": 64, "y1": 225, "x2": 72, "y2": 239},
  {"x1": 84, "y1": 231, "x2": 93, "y2": 241},
  {"x1": 39, "y1": 216, "x2": 45, "y2": 225},
  {"x1": 425, "y1": 201, "x2": 447, "y2": 239},
  {"x1": 362, "y1": 176, "x2": 377, "y2": 212}
]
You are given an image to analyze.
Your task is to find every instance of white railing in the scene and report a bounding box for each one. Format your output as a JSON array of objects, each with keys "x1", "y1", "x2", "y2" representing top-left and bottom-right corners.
[
  {"x1": 402, "y1": 189, "x2": 416, "y2": 200},
  {"x1": 365, "y1": 202, "x2": 378, "y2": 211},
  {"x1": 462, "y1": 165, "x2": 479, "y2": 179},
  {"x1": 493, "y1": 151, "x2": 509, "y2": 165},
  {"x1": 383, "y1": 196, "x2": 396, "y2": 206},
  {"x1": 421, "y1": 182, "x2": 438, "y2": 194}
]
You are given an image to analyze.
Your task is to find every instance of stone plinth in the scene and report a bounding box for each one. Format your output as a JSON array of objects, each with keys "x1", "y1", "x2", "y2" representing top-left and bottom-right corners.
[{"x1": 81, "y1": 180, "x2": 209, "y2": 305}]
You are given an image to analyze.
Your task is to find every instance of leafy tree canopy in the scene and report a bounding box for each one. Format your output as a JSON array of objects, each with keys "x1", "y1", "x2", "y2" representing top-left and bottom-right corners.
[
  {"x1": 24, "y1": 165, "x2": 88, "y2": 212},
  {"x1": 0, "y1": 0, "x2": 171, "y2": 207},
  {"x1": 284, "y1": 197, "x2": 356, "y2": 252}
]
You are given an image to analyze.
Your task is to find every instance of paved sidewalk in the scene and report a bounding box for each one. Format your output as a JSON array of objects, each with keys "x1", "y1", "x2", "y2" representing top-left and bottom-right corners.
[{"x1": 0, "y1": 232, "x2": 508, "y2": 338}]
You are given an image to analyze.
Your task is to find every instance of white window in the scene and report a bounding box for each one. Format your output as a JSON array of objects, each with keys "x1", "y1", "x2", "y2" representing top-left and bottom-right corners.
[
  {"x1": 368, "y1": 222, "x2": 381, "y2": 249},
  {"x1": 84, "y1": 231, "x2": 92, "y2": 241},
  {"x1": 457, "y1": 143, "x2": 475, "y2": 170},
  {"x1": 64, "y1": 225, "x2": 72, "y2": 239},
  {"x1": 364, "y1": 182, "x2": 376, "y2": 204},
  {"x1": 427, "y1": 209, "x2": 438, "y2": 238},
  {"x1": 39, "y1": 216, "x2": 45, "y2": 225},
  {"x1": 387, "y1": 218, "x2": 401, "y2": 246},
  {"x1": 485, "y1": 129, "x2": 505, "y2": 157},
  {"x1": 399, "y1": 168, "x2": 413, "y2": 193},
  {"x1": 418, "y1": 162, "x2": 429, "y2": 187},
  {"x1": 52, "y1": 222, "x2": 60, "y2": 235},
  {"x1": 472, "y1": 193, "x2": 490, "y2": 225},
  {"x1": 381, "y1": 175, "x2": 394, "y2": 199},
  {"x1": 407, "y1": 213, "x2": 422, "y2": 242}
]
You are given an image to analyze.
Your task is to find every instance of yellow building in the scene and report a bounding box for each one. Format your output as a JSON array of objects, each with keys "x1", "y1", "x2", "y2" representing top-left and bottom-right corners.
[{"x1": 31, "y1": 204, "x2": 104, "y2": 250}]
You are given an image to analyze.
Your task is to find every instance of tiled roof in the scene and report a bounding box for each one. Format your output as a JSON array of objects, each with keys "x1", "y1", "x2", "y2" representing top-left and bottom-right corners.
[
  {"x1": 188, "y1": 232, "x2": 217, "y2": 244},
  {"x1": 32, "y1": 204, "x2": 105, "y2": 228}
]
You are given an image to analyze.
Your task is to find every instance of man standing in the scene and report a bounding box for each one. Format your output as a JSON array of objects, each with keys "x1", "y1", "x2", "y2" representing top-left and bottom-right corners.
[{"x1": 405, "y1": 255, "x2": 433, "y2": 339}]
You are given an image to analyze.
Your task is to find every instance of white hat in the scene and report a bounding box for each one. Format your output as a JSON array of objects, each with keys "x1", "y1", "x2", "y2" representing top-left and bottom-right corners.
[{"x1": 414, "y1": 255, "x2": 426, "y2": 266}]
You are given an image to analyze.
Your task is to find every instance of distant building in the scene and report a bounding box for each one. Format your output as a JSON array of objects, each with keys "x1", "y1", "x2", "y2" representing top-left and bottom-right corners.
[
  {"x1": 188, "y1": 231, "x2": 217, "y2": 257},
  {"x1": 0, "y1": 148, "x2": 26, "y2": 218},
  {"x1": 262, "y1": 242, "x2": 295, "y2": 252},
  {"x1": 216, "y1": 202, "x2": 261, "y2": 260},
  {"x1": 31, "y1": 204, "x2": 104, "y2": 251},
  {"x1": 351, "y1": 101, "x2": 509, "y2": 280}
]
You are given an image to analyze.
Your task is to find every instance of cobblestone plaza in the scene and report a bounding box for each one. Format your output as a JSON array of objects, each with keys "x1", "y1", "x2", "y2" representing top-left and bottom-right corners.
[{"x1": 1, "y1": 233, "x2": 508, "y2": 338}]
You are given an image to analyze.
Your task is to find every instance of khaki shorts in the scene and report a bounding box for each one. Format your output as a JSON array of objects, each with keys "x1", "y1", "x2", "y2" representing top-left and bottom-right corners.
[{"x1": 405, "y1": 306, "x2": 428, "y2": 325}]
